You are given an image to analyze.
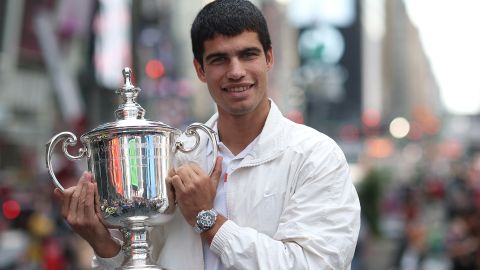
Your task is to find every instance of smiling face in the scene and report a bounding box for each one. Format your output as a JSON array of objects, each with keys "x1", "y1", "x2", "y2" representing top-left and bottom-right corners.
[{"x1": 194, "y1": 31, "x2": 273, "y2": 118}]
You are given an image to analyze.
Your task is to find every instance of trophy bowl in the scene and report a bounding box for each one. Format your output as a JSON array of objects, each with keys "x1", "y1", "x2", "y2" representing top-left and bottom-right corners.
[{"x1": 45, "y1": 68, "x2": 218, "y2": 269}]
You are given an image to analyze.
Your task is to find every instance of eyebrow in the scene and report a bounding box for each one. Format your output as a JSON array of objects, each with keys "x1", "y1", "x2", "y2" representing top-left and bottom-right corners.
[{"x1": 205, "y1": 47, "x2": 262, "y2": 63}]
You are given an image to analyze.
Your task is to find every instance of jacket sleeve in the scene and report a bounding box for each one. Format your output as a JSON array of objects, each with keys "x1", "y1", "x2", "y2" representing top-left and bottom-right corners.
[
  {"x1": 210, "y1": 143, "x2": 361, "y2": 269},
  {"x1": 91, "y1": 252, "x2": 124, "y2": 269},
  {"x1": 91, "y1": 229, "x2": 125, "y2": 269}
]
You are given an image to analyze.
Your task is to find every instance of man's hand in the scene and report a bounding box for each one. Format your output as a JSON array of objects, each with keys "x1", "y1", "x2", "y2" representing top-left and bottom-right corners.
[
  {"x1": 168, "y1": 157, "x2": 223, "y2": 227},
  {"x1": 53, "y1": 171, "x2": 120, "y2": 258}
]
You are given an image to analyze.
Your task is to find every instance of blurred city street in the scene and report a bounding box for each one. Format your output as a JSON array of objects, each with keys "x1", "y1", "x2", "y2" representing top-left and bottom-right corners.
[{"x1": 1, "y1": 0, "x2": 479, "y2": 269}]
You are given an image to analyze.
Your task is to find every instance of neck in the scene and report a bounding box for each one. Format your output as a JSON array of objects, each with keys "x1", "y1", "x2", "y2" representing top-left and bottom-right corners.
[{"x1": 217, "y1": 100, "x2": 270, "y2": 155}]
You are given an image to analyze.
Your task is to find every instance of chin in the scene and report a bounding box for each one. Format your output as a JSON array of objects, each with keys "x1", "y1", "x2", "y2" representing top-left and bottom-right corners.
[{"x1": 228, "y1": 106, "x2": 256, "y2": 116}]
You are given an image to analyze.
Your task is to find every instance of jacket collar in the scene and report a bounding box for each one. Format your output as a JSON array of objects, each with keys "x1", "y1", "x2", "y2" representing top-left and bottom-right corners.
[{"x1": 205, "y1": 99, "x2": 286, "y2": 163}]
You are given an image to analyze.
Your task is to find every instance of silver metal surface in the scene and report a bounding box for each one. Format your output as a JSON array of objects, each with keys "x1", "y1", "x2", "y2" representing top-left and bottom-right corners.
[
  {"x1": 85, "y1": 131, "x2": 177, "y2": 227},
  {"x1": 45, "y1": 131, "x2": 87, "y2": 192},
  {"x1": 45, "y1": 67, "x2": 218, "y2": 269},
  {"x1": 176, "y1": 123, "x2": 218, "y2": 176}
]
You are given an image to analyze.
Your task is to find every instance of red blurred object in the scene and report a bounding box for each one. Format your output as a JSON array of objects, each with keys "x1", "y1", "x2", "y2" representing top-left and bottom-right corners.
[
  {"x1": 43, "y1": 238, "x2": 66, "y2": 270},
  {"x1": 2, "y1": 199, "x2": 21, "y2": 220},
  {"x1": 425, "y1": 179, "x2": 445, "y2": 200},
  {"x1": 362, "y1": 108, "x2": 381, "y2": 128},
  {"x1": 145, "y1": 59, "x2": 165, "y2": 79}
]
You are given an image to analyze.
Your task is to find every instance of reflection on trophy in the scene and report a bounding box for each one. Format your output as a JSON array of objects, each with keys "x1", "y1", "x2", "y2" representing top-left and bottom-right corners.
[{"x1": 45, "y1": 67, "x2": 218, "y2": 269}]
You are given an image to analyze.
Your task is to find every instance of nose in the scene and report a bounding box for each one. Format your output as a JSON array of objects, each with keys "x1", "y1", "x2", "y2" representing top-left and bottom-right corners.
[{"x1": 226, "y1": 58, "x2": 246, "y2": 80}]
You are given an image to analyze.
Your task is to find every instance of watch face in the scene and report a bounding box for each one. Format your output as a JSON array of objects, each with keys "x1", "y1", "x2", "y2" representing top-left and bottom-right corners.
[{"x1": 197, "y1": 210, "x2": 216, "y2": 230}]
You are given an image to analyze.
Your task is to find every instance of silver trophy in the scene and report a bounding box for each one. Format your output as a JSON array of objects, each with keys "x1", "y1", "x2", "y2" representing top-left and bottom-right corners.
[{"x1": 46, "y1": 67, "x2": 218, "y2": 269}]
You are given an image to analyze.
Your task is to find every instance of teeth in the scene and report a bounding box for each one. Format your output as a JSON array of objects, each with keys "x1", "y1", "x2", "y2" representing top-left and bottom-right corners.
[{"x1": 226, "y1": 86, "x2": 249, "y2": 92}]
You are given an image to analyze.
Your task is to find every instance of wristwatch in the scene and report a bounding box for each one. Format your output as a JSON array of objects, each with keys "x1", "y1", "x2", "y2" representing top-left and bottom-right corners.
[{"x1": 194, "y1": 209, "x2": 218, "y2": 233}]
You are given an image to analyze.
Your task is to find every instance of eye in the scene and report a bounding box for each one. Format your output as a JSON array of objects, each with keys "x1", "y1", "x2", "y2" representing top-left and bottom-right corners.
[
  {"x1": 209, "y1": 56, "x2": 227, "y2": 65},
  {"x1": 241, "y1": 50, "x2": 260, "y2": 60}
]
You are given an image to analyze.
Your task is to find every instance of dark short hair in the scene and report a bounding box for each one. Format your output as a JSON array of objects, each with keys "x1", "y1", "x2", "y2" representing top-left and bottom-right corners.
[{"x1": 190, "y1": 0, "x2": 272, "y2": 68}]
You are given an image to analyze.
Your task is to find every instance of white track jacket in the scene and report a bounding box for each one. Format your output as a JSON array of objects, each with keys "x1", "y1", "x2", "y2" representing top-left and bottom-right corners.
[{"x1": 93, "y1": 101, "x2": 361, "y2": 270}]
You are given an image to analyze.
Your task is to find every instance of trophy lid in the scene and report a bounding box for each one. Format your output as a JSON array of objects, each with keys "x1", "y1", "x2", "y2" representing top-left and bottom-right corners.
[{"x1": 81, "y1": 67, "x2": 180, "y2": 140}]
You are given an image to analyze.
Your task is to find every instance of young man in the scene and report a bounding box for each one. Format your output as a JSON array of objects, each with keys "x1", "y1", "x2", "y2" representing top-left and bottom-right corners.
[{"x1": 55, "y1": 0, "x2": 360, "y2": 269}]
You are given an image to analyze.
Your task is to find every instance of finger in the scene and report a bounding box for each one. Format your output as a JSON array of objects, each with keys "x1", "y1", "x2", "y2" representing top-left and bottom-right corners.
[
  {"x1": 88, "y1": 175, "x2": 101, "y2": 214},
  {"x1": 170, "y1": 175, "x2": 186, "y2": 194},
  {"x1": 84, "y1": 171, "x2": 94, "y2": 183},
  {"x1": 166, "y1": 177, "x2": 177, "y2": 206},
  {"x1": 187, "y1": 165, "x2": 200, "y2": 179},
  {"x1": 80, "y1": 171, "x2": 93, "y2": 183},
  {"x1": 61, "y1": 186, "x2": 76, "y2": 218},
  {"x1": 84, "y1": 182, "x2": 97, "y2": 221},
  {"x1": 166, "y1": 176, "x2": 176, "y2": 190},
  {"x1": 187, "y1": 162, "x2": 202, "y2": 172},
  {"x1": 76, "y1": 181, "x2": 89, "y2": 221},
  {"x1": 166, "y1": 176, "x2": 176, "y2": 191},
  {"x1": 68, "y1": 183, "x2": 84, "y2": 222},
  {"x1": 93, "y1": 182, "x2": 108, "y2": 226},
  {"x1": 168, "y1": 168, "x2": 176, "y2": 177},
  {"x1": 190, "y1": 163, "x2": 207, "y2": 176},
  {"x1": 176, "y1": 165, "x2": 199, "y2": 182},
  {"x1": 211, "y1": 156, "x2": 223, "y2": 185},
  {"x1": 79, "y1": 181, "x2": 88, "y2": 206},
  {"x1": 72, "y1": 171, "x2": 94, "y2": 220}
]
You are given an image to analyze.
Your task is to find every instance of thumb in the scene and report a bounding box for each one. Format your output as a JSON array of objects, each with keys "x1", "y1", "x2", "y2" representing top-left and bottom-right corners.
[
  {"x1": 210, "y1": 156, "x2": 223, "y2": 184},
  {"x1": 80, "y1": 171, "x2": 94, "y2": 183}
]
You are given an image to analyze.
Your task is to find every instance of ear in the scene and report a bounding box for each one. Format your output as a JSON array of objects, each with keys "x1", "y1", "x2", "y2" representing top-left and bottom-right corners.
[
  {"x1": 265, "y1": 47, "x2": 274, "y2": 71},
  {"x1": 193, "y1": 58, "x2": 207, "y2": 82}
]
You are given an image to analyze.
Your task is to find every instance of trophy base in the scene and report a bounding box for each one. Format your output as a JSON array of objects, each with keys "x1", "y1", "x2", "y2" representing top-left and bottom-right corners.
[{"x1": 117, "y1": 220, "x2": 168, "y2": 270}]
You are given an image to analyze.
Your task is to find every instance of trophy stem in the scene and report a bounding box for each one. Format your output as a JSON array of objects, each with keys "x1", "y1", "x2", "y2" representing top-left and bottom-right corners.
[{"x1": 118, "y1": 220, "x2": 167, "y2": 270}]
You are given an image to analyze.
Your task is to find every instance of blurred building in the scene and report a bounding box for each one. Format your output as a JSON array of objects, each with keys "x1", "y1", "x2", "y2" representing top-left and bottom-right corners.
[
  {"x1": 361, "y1": 0, "x2": 442, "y2": 168},
  {"x1": 290, "y1": 0, "x2": 363, "y2": 137},
  {"x1": 0, "y1": 0, "x2": 61, "y2": 183},
  {"x1": 382, "y1": 0, "x2": 442, "y2": 127}
]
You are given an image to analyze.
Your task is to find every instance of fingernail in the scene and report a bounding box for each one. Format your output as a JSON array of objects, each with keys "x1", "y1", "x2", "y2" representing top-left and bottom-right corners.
[{"x1": 80, "y1": 171, "x2": 92, "y2": 182}]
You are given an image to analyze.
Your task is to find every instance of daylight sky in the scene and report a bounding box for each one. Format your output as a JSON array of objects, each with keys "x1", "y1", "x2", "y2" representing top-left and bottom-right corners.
[{"x1": 404, "y1": 0, "x2": 480, "y2": 115}]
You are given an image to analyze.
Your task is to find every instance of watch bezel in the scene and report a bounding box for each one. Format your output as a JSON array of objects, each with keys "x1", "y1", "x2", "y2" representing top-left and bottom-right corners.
[{"x1": 194, "y1": 209, "x2": 218, "y2": 233}]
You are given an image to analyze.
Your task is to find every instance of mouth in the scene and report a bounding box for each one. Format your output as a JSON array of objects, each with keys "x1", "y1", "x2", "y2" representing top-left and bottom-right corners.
[{"x1": 222, "y1": 84, "x2": 254, "y2": 93}]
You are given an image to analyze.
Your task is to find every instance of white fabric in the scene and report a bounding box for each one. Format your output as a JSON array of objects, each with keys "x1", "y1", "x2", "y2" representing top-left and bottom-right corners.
[
  {"x1": 92, "y1": 100, "x2": 361, "y2": 270},
  {"x1": 204, "y1": 134, "x2": 259, "y2": 270}
]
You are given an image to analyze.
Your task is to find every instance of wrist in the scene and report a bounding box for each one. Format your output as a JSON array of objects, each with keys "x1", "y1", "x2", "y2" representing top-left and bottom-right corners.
[
  {"x1": 202, "y1": 214, "x2": 227, "y2": 245},
  {"x1": 91, "y1": 236, "x2": 121, "y2": 258}
]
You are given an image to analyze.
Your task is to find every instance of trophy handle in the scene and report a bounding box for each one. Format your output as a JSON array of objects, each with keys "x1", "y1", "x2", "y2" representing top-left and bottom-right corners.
[
  {"x1": 45, "y1": 131, "x2": 88, "y2": 192},
  {"x1": 175, "y1": 123, "x2": 219, "y2": 176}
]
